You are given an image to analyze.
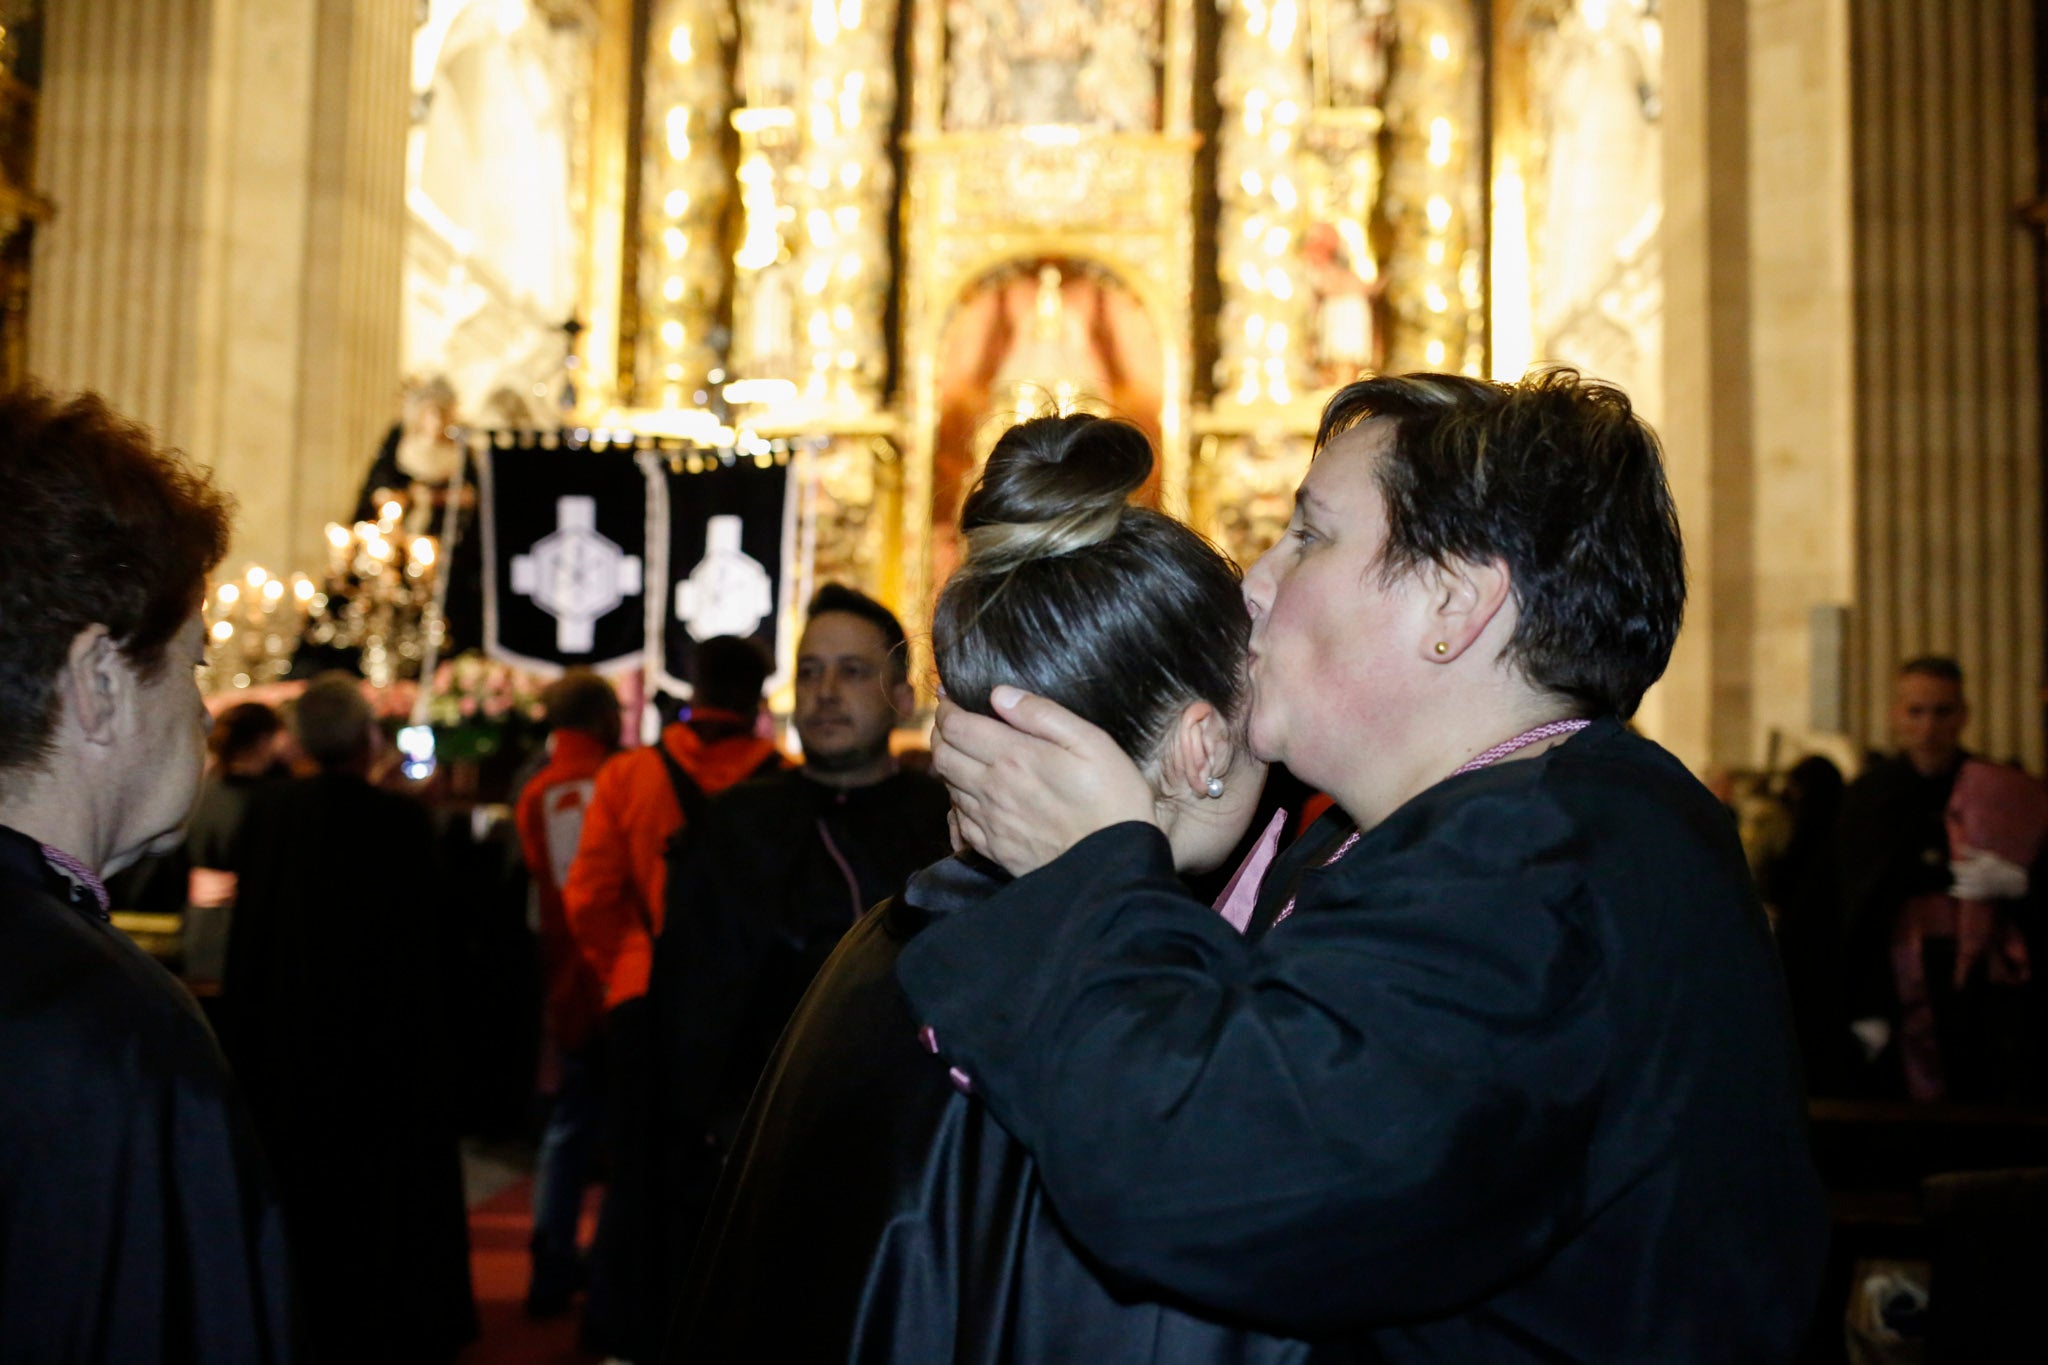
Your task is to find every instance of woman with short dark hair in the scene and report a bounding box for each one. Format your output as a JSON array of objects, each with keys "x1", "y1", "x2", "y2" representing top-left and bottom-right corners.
[
  {"x1": 0, "y1": 386, "x2": 295, "y2": 1359},
  {"x1": 668, "y1": 416, "x2": 1347, "y2": 1361},
  {"x1": 914, "y1": 371, "x2": 1828, "y2": 1361}
]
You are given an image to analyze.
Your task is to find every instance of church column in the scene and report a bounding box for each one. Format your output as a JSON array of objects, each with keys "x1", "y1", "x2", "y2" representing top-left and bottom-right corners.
[
  {"x1": 789, "y1": 0, "x2": 899, "y2": 411},
  {"x1": 1744, "y1": 0, "x2": 1856, "y2": 768},
  {"x1": 1651, "y1": 0, "x2": 1753, "y2": 771},
  {"x1": 1213, "y1": 0, "x2": 1314, "y2": 407},
  {"x1": 31, "y1": 0, "x2": 410, "y2": 578},
  {"x1": 1848, "y1": 0, "x2": 2042, "y2": 767},
  {"x1": 639, "y1": 0, "x2": 734, "y2": 407}
]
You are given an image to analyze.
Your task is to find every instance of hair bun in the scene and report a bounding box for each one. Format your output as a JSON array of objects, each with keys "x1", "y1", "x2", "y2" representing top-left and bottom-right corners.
[{"x1": 959, "y1": 414, "x2": 1153, "y2": 573}]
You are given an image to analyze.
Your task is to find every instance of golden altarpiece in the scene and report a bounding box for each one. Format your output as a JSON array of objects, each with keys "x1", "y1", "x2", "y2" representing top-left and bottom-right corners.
[{"x1": 575, "y1": 0, "x2": 1491, "y2": 643}]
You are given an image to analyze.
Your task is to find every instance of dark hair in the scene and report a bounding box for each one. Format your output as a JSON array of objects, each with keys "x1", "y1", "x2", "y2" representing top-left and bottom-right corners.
[
  {"x1": 934, "y1": 414, "x2": 1248, "y2": 761},
  {"x1": 292, "y1": 672, "x2": 375, "y2": 770},
  {"x1": 1899, "y1": 656, "x2": 1964, "y2": 687},
  {"x1": 0, "y1": 385, "x2": 233, "y2": 778},
  {"x1": 209, "y1": 702, "x2": 283, "y2": 766},
  {"x1": 807, "y1": 582, "x2": 910, "y2": 682},
  {"x1": 542, "y1": 669, "x2": 622, "y2": 747},
  {"x1": 1315, "y1": 368, "x2": 1685, "y2": 719},
  {"x1": 692, "y1": 635, "x2": 772, "y2": 714}
]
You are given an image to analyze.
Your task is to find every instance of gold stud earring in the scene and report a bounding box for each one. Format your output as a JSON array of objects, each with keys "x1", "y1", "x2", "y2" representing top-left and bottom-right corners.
[{"x1": 1434, "y1": 641, "x2": 1450, "y2": 656}]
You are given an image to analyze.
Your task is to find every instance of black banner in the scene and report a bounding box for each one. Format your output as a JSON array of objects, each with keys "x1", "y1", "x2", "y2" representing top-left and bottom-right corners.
[
  {"x1": 478, "y1": 436, "x2": 650, "y2": 675},
  {"x1": 651, "y1": 453, "x2": 795, "y2": 699}
]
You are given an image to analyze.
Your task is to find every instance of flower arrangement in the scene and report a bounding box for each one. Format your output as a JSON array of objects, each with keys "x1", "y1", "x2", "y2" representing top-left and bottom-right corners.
[{"x1": 424, "y1": 652, "x2": 548, "y2": 761}]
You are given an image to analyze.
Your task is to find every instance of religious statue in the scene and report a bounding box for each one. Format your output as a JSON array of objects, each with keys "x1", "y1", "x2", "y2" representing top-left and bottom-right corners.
[
  {"x1": 1318, "y1": 0, "x2": 1397, "y2": 109},
  {"x1": 944, "y1": 0, "x2": 1162, "y2": 131}
]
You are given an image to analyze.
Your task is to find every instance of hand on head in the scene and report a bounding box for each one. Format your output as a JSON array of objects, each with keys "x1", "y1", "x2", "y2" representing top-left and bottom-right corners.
[{"x1": 933, "y1": 687, "x2": 1156, "y2": 875}]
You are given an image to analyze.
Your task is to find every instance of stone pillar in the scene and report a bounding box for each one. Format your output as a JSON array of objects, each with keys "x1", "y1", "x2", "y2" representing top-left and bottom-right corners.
[
  {"x1": 1847, "y1": 0, "x2": 2042, "y2": 768},
  {"x1": 31, "y1": 0, "x2": 410, "y2": 578},
  {"x1": 1653, "y1": 0, "x2": 1754, "y2": 771},
  {"x1": 1746, "y1": 0, "x2": 1857, "y2": 768}
]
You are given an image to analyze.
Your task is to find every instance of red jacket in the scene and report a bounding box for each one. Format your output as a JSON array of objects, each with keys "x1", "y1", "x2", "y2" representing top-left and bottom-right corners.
[
  {"x1": 562, "y1": 713, "x2": 783, "y2": 1010},
  {"x1": 515, "y1": 728, "x2": 613, "y2": 1053}
]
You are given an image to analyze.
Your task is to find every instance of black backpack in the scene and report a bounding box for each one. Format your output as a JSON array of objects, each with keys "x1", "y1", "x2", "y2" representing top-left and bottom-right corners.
[{"x1": 647, "y1": 740, "x2": 780, "y2": 933}]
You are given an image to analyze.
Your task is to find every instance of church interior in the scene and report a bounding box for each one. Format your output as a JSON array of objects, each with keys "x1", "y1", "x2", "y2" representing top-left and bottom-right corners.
[{"x1": 6, "y1": 0, "x2": 2048, "y2": 1360}]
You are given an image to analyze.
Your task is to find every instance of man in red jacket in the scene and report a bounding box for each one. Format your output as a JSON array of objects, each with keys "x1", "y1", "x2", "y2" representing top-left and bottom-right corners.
[
  {"x1": 564, "y1": 636, "x2": 781, "y2": 1356},
  {"x1": 564, "y1": 639, "x2": 781, "y2": 1012},
  {"x1": 514, "y1": 669, "x2": 621, "y2": 1315}
]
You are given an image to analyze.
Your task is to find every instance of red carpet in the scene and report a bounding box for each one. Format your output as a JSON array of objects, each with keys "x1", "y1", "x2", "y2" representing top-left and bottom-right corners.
[{"x1": 457, "y1": 1178, "x2": 603, "y2": 1365}]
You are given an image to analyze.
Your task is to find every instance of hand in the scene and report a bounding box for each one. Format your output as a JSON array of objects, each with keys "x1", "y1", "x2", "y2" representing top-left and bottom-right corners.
[
  {"x1": 1950, "y1": 847, "x2": 2029, "y2": 902},
  {"x1": 932, "y1": 687, "x2": 1157, "y2": 875}
]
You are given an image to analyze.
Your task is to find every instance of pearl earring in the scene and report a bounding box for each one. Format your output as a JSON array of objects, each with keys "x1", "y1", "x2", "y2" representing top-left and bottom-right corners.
[
  {"x1": 1205, "y1": 776, "x2": 1225, "y2": 799},
  {"x1": 1434, "y1": 641, "x2": 1450, "y2": 656}
]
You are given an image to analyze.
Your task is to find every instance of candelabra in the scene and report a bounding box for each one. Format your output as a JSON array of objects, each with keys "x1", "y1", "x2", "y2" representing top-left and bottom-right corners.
[{"x1": 293, "y1": 499, "x2": 444, "y2": 689}]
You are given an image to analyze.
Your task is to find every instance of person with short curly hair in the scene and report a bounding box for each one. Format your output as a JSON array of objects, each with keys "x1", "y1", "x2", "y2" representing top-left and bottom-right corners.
[
  {"x1": 918, "y1": 370, "x2": 1827, "y2": 1361},
  {"x1": 0, "y1": 385, "x2": 295, "y2": 1359}
]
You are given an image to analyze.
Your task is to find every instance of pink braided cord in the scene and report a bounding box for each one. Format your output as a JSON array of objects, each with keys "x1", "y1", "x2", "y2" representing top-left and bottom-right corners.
[{"x1": 40, "y1": 843, "x2": 109, "y2": 915}]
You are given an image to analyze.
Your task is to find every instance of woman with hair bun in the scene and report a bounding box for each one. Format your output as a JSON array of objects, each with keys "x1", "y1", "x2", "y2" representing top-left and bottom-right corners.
[
  {"x1": 667, "y1": 415, "x2": 1351, "y2": 1362},
  {"x1": 913, "y1": 371, "x2": 1828, "y2": 1360}
]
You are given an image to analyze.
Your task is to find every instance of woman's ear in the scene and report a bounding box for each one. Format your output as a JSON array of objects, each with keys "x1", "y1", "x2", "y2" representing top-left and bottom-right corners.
[
  {"x1": 1162, "y1": 700, "x2": 1229, "y2": 799},
  {"x1": 1421, "y1": 555, "x2": 1513, "y2": 664}
]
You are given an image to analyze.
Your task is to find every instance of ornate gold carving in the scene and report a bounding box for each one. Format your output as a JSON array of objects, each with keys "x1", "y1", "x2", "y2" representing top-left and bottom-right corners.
[
  {"x1": 804, "y1": 435, "x2": 901, "y2": 608},
  {"x1": 941, "y1": 0, "x2": 1163, "y2": 131},
  {"x1": 637, "y1": 0, "x2": 735, "y2": 406},
  {"x1": 1380, "y1": 0, "x2": 1485, "y2": 375},
  {"x1": 1213, "y1": 0, "x2": 1316, "y2": 406},
  {"x1": 1192, "y1": 428, "x2": 1316, "y2": 569},
  {"x1": 896, "y1": 128, "x2": 1198, "y2": 637}
]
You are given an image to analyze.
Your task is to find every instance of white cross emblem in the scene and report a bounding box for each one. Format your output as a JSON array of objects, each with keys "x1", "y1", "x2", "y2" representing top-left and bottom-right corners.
[
  {"x1": 510, "y1": 496, "x2": 643, "y2": 653},
  {"x1": 674, "y1": 514, "x2": 773, "y2": 642}
]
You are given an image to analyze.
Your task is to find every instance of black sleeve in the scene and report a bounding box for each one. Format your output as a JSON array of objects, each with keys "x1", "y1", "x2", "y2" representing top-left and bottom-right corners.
[
  {"x1": 1, "y1": 962, "x2": 296, "y2": 1362},
  {"x1": 895, "y1": 792, "x2": 1608, "y2": 1335}
]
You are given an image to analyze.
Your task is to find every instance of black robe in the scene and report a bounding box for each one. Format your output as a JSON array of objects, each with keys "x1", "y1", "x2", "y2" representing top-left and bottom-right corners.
[
  {"x1": 221, "y1": 776, "x2": 476, "y2": 1363},
  {"x1": 642, "y1": 766, "x2": 953, "y2": 1342},
  {"x1": 669, "y1": 852, "x2": 1356, "y2": 1363},
  {"x1": 897, "y1": 719, "x2": 1829, "y2": 1361},
  {"x1": 0, "y1": 824, "x2": 295, "y2": 1362}
]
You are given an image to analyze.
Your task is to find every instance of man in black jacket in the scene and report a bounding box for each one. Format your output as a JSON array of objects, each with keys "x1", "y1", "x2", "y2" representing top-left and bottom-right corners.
[
  {"x1": 651, "y1": 585, "x2": 951, "y2": 1287},
  {"x1": 224, "y1": 675, "x2": 477, "y2": 1362}
]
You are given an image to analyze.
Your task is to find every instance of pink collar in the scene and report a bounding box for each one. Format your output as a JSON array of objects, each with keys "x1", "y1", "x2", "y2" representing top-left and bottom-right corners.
[{"x1": 40, "y1": 843, "x2": 109, "y2": 916}]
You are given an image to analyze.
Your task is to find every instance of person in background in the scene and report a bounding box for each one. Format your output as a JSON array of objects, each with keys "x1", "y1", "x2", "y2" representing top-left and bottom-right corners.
[
  {"x1": 0, "y1": 384, "x2": 294, "y2": 1360},
  {"x1": 1839, "y1": 657, "x2": 2048, "y2": 1101},
  {"x1": 1759, "y1": 754, "x2": 1858, "y2": 1094},
  {"x1": 513, "y1": 669, "x2": 622, "y2": 1317},
  {"x1": 224, "y1": 674, "x2": 477, "y2": 1363},
  {"x1": 653, "y1": 584, "x2": 951, "y2": 1296},
  {"x1": 565, "y1": 637, "x2": 782, "y2": 1361},
  {"x1": 917, "y1": 370, "x2": 1827, "y2": 1361},
  {"x1": 182, "y1": 700, "x2": 287, "y2": 996}
]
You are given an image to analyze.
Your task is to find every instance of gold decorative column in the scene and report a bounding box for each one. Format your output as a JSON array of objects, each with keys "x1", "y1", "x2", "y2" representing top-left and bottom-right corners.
[
  {"x1": 638, "y1": 0, "x2": 734, "y2": 407},
  {"x1": 789, "y1": 0, "x2": 898, "y2": 411},
  {"x1": 1381, "y1": 0, "x2": 1485, "y2": 375},
  {"x1": 1213, "y1": 0, "x2": 1315, "y2": 407}
]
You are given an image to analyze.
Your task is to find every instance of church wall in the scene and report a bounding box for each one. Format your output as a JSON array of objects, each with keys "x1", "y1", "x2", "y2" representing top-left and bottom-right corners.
[
  {"x1": 29, "y1": 0, "x2": 410, "y2": 579},
  {"x1": 1848, "y1": 0, "x2": 2042, "y2": 769}
]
